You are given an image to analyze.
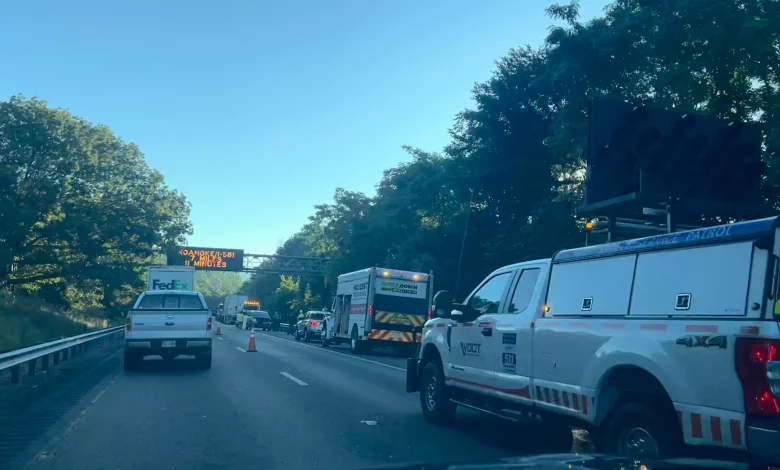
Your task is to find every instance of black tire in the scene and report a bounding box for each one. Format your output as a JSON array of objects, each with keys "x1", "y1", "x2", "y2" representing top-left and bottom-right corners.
[
  {"x1": 419, "y1": 361, "x2": 457, "y2": 425},
  {"x1": 123, "y1": 350, "x2": 140, "y2": 371},
  {"x1": 350, "y1": 326, "x2": 363, "y2": 353},
  {"x1": 197, "y1": 352, "x2": 212, "y2": 370},
  {"x1": 599, "y1": 401, "x2": 681, "y2": 459}
]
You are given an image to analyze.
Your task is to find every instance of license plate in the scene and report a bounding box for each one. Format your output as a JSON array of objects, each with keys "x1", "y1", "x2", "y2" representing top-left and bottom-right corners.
[
  {"x1": 162, "y1": 340, "x2": 176, "y2": 348},
  {"x1": 391, "y1": 331, "x2": 402, "y2": 339}
]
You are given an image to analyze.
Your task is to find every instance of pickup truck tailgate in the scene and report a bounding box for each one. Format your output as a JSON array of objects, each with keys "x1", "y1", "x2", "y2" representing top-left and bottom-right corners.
[{"x1": 128, "y1": 310, "x2": 210, "y2": 340}]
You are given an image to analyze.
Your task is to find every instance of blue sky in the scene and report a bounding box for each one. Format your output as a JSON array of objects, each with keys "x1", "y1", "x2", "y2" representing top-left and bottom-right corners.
[{"x1": 1, "y1": 0, "x2": 606, "y2": 255}]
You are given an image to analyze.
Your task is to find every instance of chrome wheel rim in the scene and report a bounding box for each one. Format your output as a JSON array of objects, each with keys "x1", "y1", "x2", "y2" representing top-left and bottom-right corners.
[
  {"x1": 619, "y1": 426, "x2": 659, "y2": 458},
  {"x1": 425, "y1": 376, "x2": 437, "y2": 410}
]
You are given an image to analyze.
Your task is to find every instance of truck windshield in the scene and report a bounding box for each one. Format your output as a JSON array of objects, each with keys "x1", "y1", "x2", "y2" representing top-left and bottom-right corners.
[
  {"x1": 243, "y1": 305, "x2": 259, "y2": 311},
  {"x1": 373, "y1": 294, "x2": 427, "y2": 315}
]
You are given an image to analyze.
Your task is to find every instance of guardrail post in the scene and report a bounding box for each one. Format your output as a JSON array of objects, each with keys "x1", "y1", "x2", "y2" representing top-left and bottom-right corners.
[
  {"x1": 27, "y1": 359, "x2": 36, "y2": 376},
  {"x1": 70, "y1": 345, "x2": 77, "y2": 358},
  {"x1": 41, "y1": 354, "x2": 49, "y2": 372},
  {"x1": 11, "y1": 365, "x2": 20, "y2": 384},
  {"x1": 53, "y1": 350, "x2": 60, "y2": 366},
  {"x1": 62, "y1": 348, "x2": 68, "y2": 361}
]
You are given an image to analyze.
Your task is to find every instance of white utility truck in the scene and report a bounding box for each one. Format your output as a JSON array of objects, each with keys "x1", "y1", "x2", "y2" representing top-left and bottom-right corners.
[
  {"x1": 221, "y1": 294, "x2": 248, "y2": 325},
  {"x1": 146, "y1": 266, "x2": 195, "y2": 292},
  {"x1": 321, "y1": 267, "x2": 433, "y2": 355},
  {"x1": 407, "y1": 217, "x2": 780, "y2": 463}
]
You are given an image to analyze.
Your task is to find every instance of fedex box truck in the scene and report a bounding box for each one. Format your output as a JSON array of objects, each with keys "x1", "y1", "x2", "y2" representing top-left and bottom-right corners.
[{"x1": 147, "y1": 266, "x2": 196, "y2": 292}]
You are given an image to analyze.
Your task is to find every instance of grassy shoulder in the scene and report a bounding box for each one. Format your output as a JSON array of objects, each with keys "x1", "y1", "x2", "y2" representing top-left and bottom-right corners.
[{"x1": 0, "y1": 295, "x2": 115, "y2": 354}]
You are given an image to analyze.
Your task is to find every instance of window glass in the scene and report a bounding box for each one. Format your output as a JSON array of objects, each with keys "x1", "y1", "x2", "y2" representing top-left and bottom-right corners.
[
  {"x1": 467, "y1": 272, "x2": 512, "y2": 314},
  {"x1": 309, "y1": 313, "x2": 324, "y2": 320},
  {"x1": 508, "y1": 269, "x2": 541, "y2": 314},
  {"x1": 138, "y1": 295, "x2": 163, "y2": 309},
  {"x1": 163, "y1": 296, "x2": 179, "y2": 308},
  {"x1": 179, "y1": 295, "x2": 204, "y2": 309}
]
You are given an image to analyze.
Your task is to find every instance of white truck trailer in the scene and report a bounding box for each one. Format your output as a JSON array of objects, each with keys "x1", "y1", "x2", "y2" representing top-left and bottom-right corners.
[
  {"x1": 322, "y1": 267, "x2": 433, "y2": 355},
  {"x1": 221, "y1": 294, "x2": 248, "y2": 325},
  {"x1": 147, "y1": 266, "x2": 195, "y2": 292}
]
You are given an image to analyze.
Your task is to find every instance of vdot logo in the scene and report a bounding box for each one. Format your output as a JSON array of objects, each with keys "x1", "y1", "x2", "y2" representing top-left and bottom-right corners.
[
  {"x1": 152, "y1": 279, "x2": 189, "y2": 290},
  {"x1": 460, "y1": 343, "x2": 481, "y2": 356}
]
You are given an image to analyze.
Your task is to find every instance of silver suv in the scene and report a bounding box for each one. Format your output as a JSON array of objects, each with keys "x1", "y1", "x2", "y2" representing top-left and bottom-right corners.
[
  {"x1": 295, "y1": 311, "x2": 326, "y2": 342},
  {"x1": 124, "y1": 290, "x2": 213, "y2": 370}
]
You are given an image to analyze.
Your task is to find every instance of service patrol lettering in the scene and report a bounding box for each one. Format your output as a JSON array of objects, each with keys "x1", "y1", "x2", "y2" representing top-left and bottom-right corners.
[
  {"x1": 502, "y1": 353, "x2": 516, "y2": 367},
  {"x1": 460, "y1": 343, "x2": 481, "y2": 356},
  {"x1": 352, "y1": 282, "x2": 368, "y2": 299}
]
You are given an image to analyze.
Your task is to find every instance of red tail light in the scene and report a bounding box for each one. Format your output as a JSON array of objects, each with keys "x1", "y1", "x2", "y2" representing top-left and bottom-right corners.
[
  {"x1": 736, "y1": 338, "x2": 780, "y2": 416},
  {"x1": 310, "y1": 321, "x2": 318, "y2": 327},
  {"x1": 125, "y1": 316, "x2": 132, "y2": 332},
  {"x1": 427, "y1": 308, "x2": 432, "y2": 320},
  {"x1": 207, "y1": 316, "x2": 213, "y2": 331},
  {"x1": 369, "y1": 304, "x2": 373, "y2": 316}
]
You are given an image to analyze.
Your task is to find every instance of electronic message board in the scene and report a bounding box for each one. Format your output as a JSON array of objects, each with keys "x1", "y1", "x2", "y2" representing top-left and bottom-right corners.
[{"x1": 167, "y1": 246, "x2": 244, "y2": 271}]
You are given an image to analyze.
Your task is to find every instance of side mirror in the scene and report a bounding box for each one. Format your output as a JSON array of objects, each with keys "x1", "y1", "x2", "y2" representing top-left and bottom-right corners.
[{"x1": 433, "y1": 290, "x2": 453, "y2": 318}]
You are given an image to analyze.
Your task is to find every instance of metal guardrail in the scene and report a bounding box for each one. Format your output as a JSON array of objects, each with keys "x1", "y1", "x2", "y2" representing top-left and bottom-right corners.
[{"x1": 0, "y1": 326, "x2": 124, "y2": 383}]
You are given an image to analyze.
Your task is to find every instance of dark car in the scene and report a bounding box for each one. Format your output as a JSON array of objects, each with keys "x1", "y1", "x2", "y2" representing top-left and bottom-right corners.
[{"x1": 250, "y1": 311, "x2": 273, "y2": 331}]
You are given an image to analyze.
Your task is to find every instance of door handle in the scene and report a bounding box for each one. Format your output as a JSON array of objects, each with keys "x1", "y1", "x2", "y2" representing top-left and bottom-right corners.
[
  {"x1": 481, "y1": 327, "x2": 492, "y2": 337},
  {"x1": 165, "y1": 321, "x2": 175, "y2": 326}
]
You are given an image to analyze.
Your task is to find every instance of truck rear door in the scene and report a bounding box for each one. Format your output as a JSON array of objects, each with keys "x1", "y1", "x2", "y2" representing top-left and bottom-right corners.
[
  {"x1": 371, "y1": 279, "x2": 429, "y2": 342},
  {"x1": 130, "y1": 294, "x2": 211, "y2": 340}
]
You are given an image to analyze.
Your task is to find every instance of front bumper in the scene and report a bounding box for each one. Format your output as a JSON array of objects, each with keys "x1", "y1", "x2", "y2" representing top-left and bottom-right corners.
[
  {"x1": 747, "y1": 420, "x2": 780, "y2": 463},
  {"x1": 406, "y1": 358, "x2": 420, "y2": 393},
  {"x1": 125, "y1": 338, "x2": 212, "y2": 356}
]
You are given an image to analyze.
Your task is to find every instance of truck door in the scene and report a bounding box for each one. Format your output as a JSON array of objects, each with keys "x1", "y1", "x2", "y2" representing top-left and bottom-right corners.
[
  {"x1": 341, "y1": 295, "x2": 352, "y2": 336},
  {"x1": 448, "y1": 271, "x2": 515, "y2": 389},
  {"x1": 492, "y1": 266, "x2": 543, "y2": 403}
]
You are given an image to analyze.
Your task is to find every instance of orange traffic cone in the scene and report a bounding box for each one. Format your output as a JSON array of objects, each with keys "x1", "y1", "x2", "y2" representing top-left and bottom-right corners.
[
  {"x1": 247, "y1": 328, "x2": 257, "y2": 352},
  {"x1": 216, "y1": 326, "x2": 222, "y2": 335}
]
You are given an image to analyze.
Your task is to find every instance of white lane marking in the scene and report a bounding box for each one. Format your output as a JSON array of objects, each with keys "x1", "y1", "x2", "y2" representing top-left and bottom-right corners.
[
  {"x1": 258, "y1": 332, "x2": 405, "y2": 373},
  {"x1": 280, "y1": 372, "x2": 308, "y2": 386},
  {"x1": 236, "y1": 347, "x2": 247, "y2": 353},
  {"x1": 217, "y1": 337, "x2": 224, "y2": 341}
]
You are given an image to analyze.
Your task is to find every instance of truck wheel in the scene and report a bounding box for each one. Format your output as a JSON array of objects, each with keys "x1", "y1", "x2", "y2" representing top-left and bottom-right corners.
[
  {"x1": 197, "y1": 352, "x2": 212, "y2": 370},
  {"x1": 600, "y1": 401, "x2": 681, "y2": 459},
  {"x1": 350, "y1": 326, "x2": 363, "y2": 353},
  {"x1": 420, "y1": 362, "x2": 456, "y2": 425},
  {"x1": 123, "y1": 350, "x2": 139, "y2": 371}
]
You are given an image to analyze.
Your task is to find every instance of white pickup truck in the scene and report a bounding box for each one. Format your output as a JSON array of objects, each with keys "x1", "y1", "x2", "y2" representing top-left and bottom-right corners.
[
  {"x1": 407, "y1": 217, "x2": 780, "y2": 463},
  {"x1": 124, "y1": 290, "x2": 213, "y2": 370}
]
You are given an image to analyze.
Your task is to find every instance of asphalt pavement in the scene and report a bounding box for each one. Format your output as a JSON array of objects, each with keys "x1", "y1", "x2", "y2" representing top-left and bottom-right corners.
[{"x1": 16, "y1": 324, "x2": 579, "y2": 470}]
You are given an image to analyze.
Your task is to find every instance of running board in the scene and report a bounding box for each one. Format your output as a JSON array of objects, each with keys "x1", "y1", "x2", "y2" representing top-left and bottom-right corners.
[{"x1": 451, "y1": 400, "x2": 519, "y2": 422}]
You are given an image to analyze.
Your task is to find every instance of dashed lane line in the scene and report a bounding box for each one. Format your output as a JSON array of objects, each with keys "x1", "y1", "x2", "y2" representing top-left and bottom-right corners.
[
  {"x1": 280, "y1": 372, "x2": 308, "y2": 386},
  {"x1": 236, "y1": 347, "x2": 247, "y2": 353}
]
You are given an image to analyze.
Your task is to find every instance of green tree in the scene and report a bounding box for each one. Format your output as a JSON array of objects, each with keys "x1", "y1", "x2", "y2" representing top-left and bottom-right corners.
[{"x1": 0, "y1": 95, "x2": 192, "y2": 314}]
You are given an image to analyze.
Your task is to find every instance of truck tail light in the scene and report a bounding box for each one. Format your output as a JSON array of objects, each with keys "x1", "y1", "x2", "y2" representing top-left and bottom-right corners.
[
  {"x1": 125, "y1": 316, "x2": 132, "y2": 332},
  {"x1": 207, "y1": 316, "x2": 213, "y2": 331},
  {"x1": 428, "y1": 308, "x2": 432, "y2": 320},
  {"x1": 369, "y1": 304, "x2": 373, "y2": 317},
  {"x1": 736, "y1": 338, "x2": 780, "y2": 416}
]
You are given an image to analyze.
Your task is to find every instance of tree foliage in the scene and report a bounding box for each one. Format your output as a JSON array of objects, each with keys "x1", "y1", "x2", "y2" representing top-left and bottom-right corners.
[
  {"x1": 0, "y1": 95, "x2": 192, "y2": 315},
  {"x1": 245, "y1": 0, "x2": 780, "y2": 308}
]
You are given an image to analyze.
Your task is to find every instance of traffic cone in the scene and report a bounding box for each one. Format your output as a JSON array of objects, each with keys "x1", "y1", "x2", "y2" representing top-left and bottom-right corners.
[
  {"x1": 216, "y1": 326, "x2": 222, "y2": 335},
  {"x1": 247, "y1": 328, "x2": 257, "y2": 352}
]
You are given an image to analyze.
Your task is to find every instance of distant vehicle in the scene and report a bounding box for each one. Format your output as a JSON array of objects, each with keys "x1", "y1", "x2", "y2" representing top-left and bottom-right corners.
[
  {"x1": 237, "y1": 300, "x2": 262, "y2": 329},
  {"x1": 146, "y1": 266, "x2": 195, "y2": 292},
  {"x1": 250, "y1": 311, "x2": 272, "y2": 331},
  {"x1": 220, "y1": 294, "x2": 247, "y2": 324},
  {"x1": 124, "y1": 290, "x2": 212, "y2": 370},
  {"x1": 295, "y1": 311, "x2": 326, "y2": 341},
  {"x1": 321, "y1": 267, "x2": 433, "y2": 355}
]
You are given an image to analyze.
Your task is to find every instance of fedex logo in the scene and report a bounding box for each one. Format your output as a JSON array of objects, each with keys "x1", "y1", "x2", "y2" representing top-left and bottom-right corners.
[{"x1": 152, "y1": 279, "x2": 189, "y2": 290}]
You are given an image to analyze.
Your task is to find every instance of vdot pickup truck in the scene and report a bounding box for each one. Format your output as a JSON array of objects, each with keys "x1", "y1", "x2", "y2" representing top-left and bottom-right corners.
[
  {"x1": 124, "y1": 290, "x2": 213, "y2": 370},
  {"x1": 407, "y1": 217, "x2": 780, "y2": 463}
]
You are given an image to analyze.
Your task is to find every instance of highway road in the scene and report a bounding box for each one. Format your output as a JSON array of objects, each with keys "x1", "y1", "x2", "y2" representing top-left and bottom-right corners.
[{"x1": 13, "y1": 325, "x2": 580, "y2": 470}]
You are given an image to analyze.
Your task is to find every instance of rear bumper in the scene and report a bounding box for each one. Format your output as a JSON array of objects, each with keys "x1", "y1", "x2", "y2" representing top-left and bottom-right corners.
[
  {"x1": 747, "y1": 421, "x2": 780, "y2": 463},
  {"x1": 406, "y1": 358, "x2": 420, "y2": 393},
  {"x1": 125, "y1": 338, "x2": 211, "y2": 356}
]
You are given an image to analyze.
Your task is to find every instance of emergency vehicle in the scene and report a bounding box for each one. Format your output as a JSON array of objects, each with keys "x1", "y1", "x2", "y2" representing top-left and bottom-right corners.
[
  {"x1": 407, "y1": 217, "x2": 780, "y2": 463},
  {"x1": 236, "y1": 300, "x2": 261, "y2": 329},
  {"x1": 321, "y1": 267, "x2": 433, "y2": 354}
]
